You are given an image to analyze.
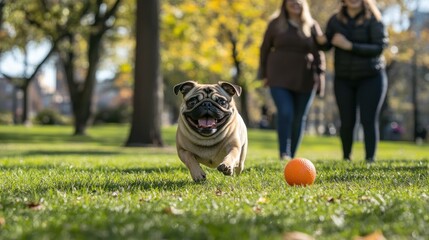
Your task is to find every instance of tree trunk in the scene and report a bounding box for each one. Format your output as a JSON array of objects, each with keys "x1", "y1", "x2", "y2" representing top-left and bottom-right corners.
[
  {"x1": 73, "y1": 33, "x2": 103, "y2": 136},
  {"x1": 125, "y1": 0, "x2": 163, "y2": 147},
  {"x1": 61, "y1": 30, "x2": 103, "y2": 136},
  {"x1": 240, "y1": 88, "x2": 249, "y2": 125},
  {"x1": 61, "y1": 35, "x2": 83, "y2": 135},
  {"x1": 0, "y1": 1, "x2": 4, "y2": 38},
  {"x1": 12, "y1": 87, "x2": 19, "y2": 124},
  {"x1": 68, "y1": 71, "x2": 95, "y2": 136},
  {"x1": 411, "y1": 52, "x2": 419, "y2": 142},
  {"x1": 73, "y1": 98, "x2": 90, "y2": 135},
  {"x1": 21, "y1": 83, "x2": 30, "y2": 124},
  {"x1": 228, "y1": 31, "x2": 249, "y2": 126}
]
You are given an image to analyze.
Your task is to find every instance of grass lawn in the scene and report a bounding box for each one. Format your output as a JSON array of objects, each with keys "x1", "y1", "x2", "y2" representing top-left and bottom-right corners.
[{"x1": 0, "y1": 124, "x2": 428, "y2": 240}]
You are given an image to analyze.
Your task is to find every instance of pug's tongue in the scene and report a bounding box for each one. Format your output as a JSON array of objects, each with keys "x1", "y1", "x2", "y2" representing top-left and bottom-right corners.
[{"x1": 198, "y1": 117, "x2": 216, "y2": 128}]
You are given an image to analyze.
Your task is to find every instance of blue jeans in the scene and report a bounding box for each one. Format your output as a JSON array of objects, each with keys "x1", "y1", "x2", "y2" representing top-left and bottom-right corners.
[{"x1": 270, "y1": 87, "x2": 315, "y2": 158}]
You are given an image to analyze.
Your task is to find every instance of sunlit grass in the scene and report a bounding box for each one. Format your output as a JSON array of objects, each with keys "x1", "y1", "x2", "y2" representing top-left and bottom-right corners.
[{"x1": 0, "y1": 125, "x2": 428, "y2": 239}]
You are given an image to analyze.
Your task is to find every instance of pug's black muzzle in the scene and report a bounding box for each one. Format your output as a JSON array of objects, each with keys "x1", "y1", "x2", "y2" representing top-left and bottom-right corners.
[{"x1": 183, "y1": 100, "x2": 230, "y2": 136}]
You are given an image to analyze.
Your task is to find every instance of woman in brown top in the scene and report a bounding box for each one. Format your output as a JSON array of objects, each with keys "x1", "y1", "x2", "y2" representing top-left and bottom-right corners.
[{"x1": 258, "y1": 0, "x2": 325, "y2": 160}]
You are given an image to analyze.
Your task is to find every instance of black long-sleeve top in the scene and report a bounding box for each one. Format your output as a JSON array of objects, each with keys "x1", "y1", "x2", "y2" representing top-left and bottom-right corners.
[{"x1": 319, "y1": 9, "x2": 389, "y2": 80}]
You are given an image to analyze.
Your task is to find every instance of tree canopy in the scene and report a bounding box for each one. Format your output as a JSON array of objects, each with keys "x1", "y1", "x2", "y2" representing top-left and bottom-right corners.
[{"x1": 0, "y1": 0, "x2": 428, "y2": 141}]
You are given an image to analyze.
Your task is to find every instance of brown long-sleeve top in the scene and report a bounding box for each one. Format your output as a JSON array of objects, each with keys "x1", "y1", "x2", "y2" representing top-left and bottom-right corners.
[{"x1": 258, "y1": 19, "x2": 325, "y2": 93}]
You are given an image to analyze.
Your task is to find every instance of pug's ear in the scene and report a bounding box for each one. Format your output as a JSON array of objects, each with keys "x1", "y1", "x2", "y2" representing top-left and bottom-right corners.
[
  {"x1": 174, "y1": 81, "x2": 197, "y2": 96},
  {"x1": 218, "y1": 81, "x2": 242, "y2": 97}
]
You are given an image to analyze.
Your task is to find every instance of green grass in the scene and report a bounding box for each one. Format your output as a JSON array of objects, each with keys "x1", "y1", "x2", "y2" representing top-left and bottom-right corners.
[{"x1": 0, "y1": 125, "x2": 428, "y2": 240}]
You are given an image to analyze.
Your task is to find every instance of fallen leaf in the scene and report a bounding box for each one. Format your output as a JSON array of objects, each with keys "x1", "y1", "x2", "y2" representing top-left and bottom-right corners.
[
  {"x1": 283, "y1": 231, "x2": 315, "y2": 240},
  {"x1": 163, "y1": 206, "x2": 184, "y2": 215},
  {"x1": 27, "y1": 202, "x2": 44, "y2": 210},
  {"x1": 331, "y1": 214, "x2": 345, "y2": 227},
  {"x1": 139, "y1": 195, "x2": 152, "y2": 202},
  {"x1": 252, "y1": 206, "x2": 262, "y2": 213},
  {"x1": 354, "y1": 230, "x2": 386, "y2": 240},
  {"x1": 360, "y1": 195, "x2": 371, "y2": 201},
  {"x1": 257, "y1": 197, "x2": 268, "y2": 204},
  {"x1": 215, "y1": 188, "x2": 223, "y2": 196},
  {"x1": 0, "y1": 217, "x2": 5, "y2": 226}
]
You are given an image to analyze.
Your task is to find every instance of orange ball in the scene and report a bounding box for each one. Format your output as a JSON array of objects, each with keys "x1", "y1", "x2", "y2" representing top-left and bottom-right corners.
[{"x1": 284, "y1": 158, "x2": 316, "y2": 186}]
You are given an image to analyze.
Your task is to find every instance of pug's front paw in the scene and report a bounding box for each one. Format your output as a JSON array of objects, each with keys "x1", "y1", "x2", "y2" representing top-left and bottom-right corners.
[
  {"x1": 191, "y1": 170, "x2": 207, "y2": 182},
  {"x1": 217, "y1": 163, "x2": 233, "y2": 176}
]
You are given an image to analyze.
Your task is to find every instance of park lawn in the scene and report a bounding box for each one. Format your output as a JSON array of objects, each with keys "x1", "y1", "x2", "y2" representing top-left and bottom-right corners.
[{"x1": 0, "y1": 125, "x2": 428, "y2": 240}]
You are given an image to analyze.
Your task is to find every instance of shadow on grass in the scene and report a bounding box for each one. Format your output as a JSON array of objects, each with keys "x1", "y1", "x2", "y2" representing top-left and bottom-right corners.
[
  {"x1": 0, "y1": 164, "x2": 194, "y2": 193},
  {"x1": 0, "y1": 132, "x2": 96, "y2": 143},
  {"x1": 0, "y1": 149, "x2": 123, "y2": 158},
  {"x1": 24, "y1": 150, "x2": 121, "y2": 156},
  {"x1": 0, "y1": 146, "x2": 177, "y2": 158},
  {"x1": 320, "y1": 159, "x2": 429, "y2": 184},
  {"x1": 0, "y1": 164, "x2": 184, "y2": 174},
  {"x1": 0, "y1": 131, "x2": 131, "y2": 147},
  {"x1": 0, "y1": 132, "x2": 177, "y2": 149}
]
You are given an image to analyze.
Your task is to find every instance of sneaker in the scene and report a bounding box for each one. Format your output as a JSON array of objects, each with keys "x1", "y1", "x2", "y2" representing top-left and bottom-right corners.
[
  {"x1": 366, "y1": 158, "x2": 375, "y2": 164},
  {"x1": 280, "y1": 154, "x2": 291, "y2": 161}
]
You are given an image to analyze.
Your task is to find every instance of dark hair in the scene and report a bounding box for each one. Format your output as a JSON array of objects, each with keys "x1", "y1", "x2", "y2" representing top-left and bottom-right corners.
[{"x1": 337, "y1": 0, "x2": 382, "y2": 25}]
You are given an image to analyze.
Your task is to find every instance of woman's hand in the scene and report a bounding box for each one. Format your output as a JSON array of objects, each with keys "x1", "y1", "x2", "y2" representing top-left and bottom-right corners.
[
  {"x1": 313, "y1": 23, "x2": 327, "y2": 45},
  {"x1": 332, "y1": 33, "x2": 353, "y2": 50},
  {"x1": 262, "y1": 78, "x2": 268, "y2": 87},
  {"x1": 314, "y1": 73, "x2": 325, "y2": 98},
  {"x1": 316, "y1": 35, "x2": 327, "y2": 45}
]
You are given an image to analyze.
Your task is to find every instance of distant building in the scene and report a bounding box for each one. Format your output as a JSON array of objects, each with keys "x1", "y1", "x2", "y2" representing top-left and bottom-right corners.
[
  {"x1": 410, "y1": 10, "x2": 429, "y2": 32},
  {"x1": 52, "y1": 60, "x2": 71, "y2": 115},
  {"x1": 0, "y1": 78, "x2": 14, "y2": 113},
  {"x1": 95, "y1": 78, "x2": 120, "y2": 111},
  {"x1": 0, "y1": 72, "x2": 55, "y2": 121}
]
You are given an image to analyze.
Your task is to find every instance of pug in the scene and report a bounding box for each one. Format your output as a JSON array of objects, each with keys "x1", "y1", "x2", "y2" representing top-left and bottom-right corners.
[{"x1": 174, "y1": 81, "x2": 248, "y2": 182}]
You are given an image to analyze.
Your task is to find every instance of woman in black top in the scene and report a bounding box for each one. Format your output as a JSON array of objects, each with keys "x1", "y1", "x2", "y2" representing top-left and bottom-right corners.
[{"x1": 316, "y1": 0, "x2": 388, "y2": 163}]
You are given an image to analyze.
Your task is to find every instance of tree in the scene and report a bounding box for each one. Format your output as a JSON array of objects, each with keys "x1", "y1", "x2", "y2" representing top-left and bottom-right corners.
[
  {"x1": 0, "y1": 45, "x2": 57, "y2": 124},
  {"x1": 210, "y1": 0, "x2": 274, "y2": 125},
  {"x1": 161, "y1": 0, "x2": 279, "y2": 126},
  {"x1": 125, "y1": 0, "x2": 163, "y2": 147},
  {"x1": 0, "y1": 0, "x2": 5, "y2": 42},
  {"x1": 57, "y1": 1, "x2": 122, "y2": 135},
  {"x1": 0, "y1": 1, "x2": 63, "y2": 124},
  {"x1": 2, "y1": 0, "x2": 123, "y2": 133}
]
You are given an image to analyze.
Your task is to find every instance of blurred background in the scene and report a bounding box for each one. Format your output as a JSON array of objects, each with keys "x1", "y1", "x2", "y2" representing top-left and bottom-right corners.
[{"x1": 0, "y1": 0, "x2": 428, "y2": 143}]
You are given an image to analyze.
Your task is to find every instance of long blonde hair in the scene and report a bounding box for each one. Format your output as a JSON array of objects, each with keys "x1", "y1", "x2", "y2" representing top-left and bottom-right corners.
[
  {"x1": 338, "y1": 0, "x2": 382, "y2": 24},
  {"x1": 274, "y1": 0, "x2": 314, "y2": 37}
]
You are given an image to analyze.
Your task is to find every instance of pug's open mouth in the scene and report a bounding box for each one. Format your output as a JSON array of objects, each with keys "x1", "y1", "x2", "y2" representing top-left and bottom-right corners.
[{"x1": 186, "y1": 114, "x2": 229, "y2": 135}]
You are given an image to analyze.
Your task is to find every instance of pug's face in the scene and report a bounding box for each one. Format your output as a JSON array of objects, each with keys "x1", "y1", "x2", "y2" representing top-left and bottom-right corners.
[{"x1": 174, "y1": 81, "x2": 242, "y2": 136}]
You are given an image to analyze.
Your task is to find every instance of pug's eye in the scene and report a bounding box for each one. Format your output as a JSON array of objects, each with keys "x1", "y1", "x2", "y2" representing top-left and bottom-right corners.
[
  {"x1": 217, "y1": 98, "x2": 227, "y2": 107},
  {"x1": 186, "y1": 98, "x2": 198, "y2": 108}
]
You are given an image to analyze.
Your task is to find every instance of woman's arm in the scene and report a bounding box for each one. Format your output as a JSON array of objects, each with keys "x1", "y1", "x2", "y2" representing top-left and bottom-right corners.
[
  {"x1": 315, "y1": 17, "x2": 335, "y2": 51},
  {"x1": 312, "y1": 22, "x2": 328, "y2": 46},
  {"x1": 351, "y1": 20, "x2": 388, "y2": 57},
  {"x1": 311, "y1": 22, "x2": 327, "y2": 96},
  {"x1": 314, "y1": 50, "x2": 326, "y2": 97},
  {"x1": 331, "y1": 33, "x2": 353, "y2": 50}
]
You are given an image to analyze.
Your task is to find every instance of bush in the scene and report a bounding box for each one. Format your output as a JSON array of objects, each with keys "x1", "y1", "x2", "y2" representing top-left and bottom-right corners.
[
  {"x1": 0, "y1": 112, "x2": 13, "y2": 125},
  {"x1": 34, "y1": 109, "x2": 65, "y2": 125},
  {"x1": 94, "y1": 105, "x2": 131, "y2": 124}
]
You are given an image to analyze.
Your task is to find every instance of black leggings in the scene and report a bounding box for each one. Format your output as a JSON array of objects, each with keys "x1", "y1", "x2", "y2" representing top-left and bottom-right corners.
[{"x1": 334, "y1": 72, "x2": 387, "y2": 160}]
